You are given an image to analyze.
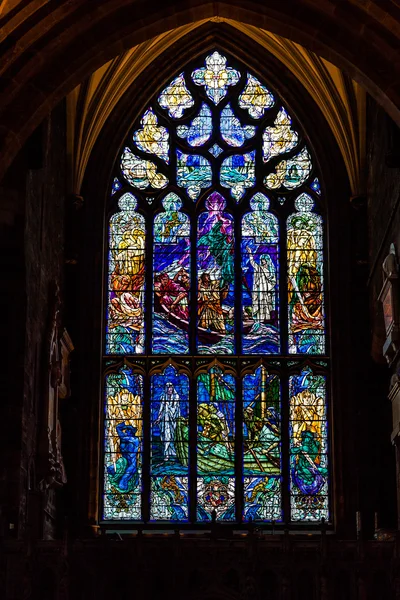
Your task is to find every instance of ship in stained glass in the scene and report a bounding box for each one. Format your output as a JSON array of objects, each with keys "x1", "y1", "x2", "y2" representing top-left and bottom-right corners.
[
  {"x1": 243, "y1": 366, "x2": 282, "y2": 522},
  {"x1": 196, "y1": 367, "x2": 236, "y2": 521},
  {"x1": 152, "y1": 193, "x2": 190, "y2": 354},
  {"x1": 106, "y1": 194, "x2": 145, "y2": 355},
  {"x1": 197, "y1": 193, "x2": 235, "y2": 354}
]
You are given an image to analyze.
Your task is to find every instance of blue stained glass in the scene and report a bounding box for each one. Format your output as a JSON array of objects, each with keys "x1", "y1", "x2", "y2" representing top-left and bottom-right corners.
[
  {"x1": 287, "y1": 193, "x2": 325, "y2": 354},
  {"x1": 177, "y1": 103, "x2": 212, "y2": 147},
  {"x1": 243, "y1": 366, "x2": 282, "y2": 522},
  {"x1": 153, "y1": 193, "x2": 190, "y2": 354},
  {"x1": 103, "y1": 367, "x2": 143, "y2": 520},
  {"x1": 311, "y1": 177, "x2": 321, "y2": 195},
  {"x1": 150, "y1": 366, "x2": 189, "y2": 520},
  {"x1": 192, "y1": 51, "x2": 240, "y2": 105},
  {"x1": 197, "y1": 193, "x2": 235, "y2": 354},
  {"x1": 242, "y1": 193, "x2": 280, "y2": 354},
  {"x1": 220, "y1": 103, "x2": 256, "y2": 147},
  {"x1": 197, "y1": 367, "x2": 236, "y2": 521},
  {"x1": 289, "y1": 367, "x2": 328, "y2": 521},
  {"x1": 106, "y1": 194, "x2": 145, "y2": 354},
  {"x1": 176, "y1": 150, "x2": 212, "y2": 200},
  {"x1": 220, "y1": 151, "x2": 256, "y2": 201},
  {"x1": 209, "y1": 143, "x2": 223, "y2": 158},
  {"x1": 112, "y1": 178, "x2": 122, "y2": 195}
]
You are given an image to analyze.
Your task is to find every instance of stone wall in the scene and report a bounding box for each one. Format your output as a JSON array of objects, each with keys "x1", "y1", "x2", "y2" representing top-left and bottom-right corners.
[{"x1": 0, "y1": 100, "x2": 67, "y2": 545}]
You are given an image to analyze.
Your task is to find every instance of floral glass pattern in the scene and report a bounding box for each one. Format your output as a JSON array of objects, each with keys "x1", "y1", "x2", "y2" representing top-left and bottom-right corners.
[{"x1": 104, "y1": 50, "x2": 329, "y2": 525}]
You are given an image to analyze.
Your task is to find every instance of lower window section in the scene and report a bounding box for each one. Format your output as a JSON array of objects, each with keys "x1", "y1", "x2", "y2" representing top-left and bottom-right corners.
[
  {"x1": 197, "y1": 368, "x2": 236, "y2": 521},
  {"x1": 103, "y1": 368, "x2": 143, "y2": 520},
  {"x1": 289, "y1": 367, "x2": 329, "y2": 522},
  {"x1": 101, "y1": 360, "x2": 329, "y2": 524},
  {"x1": 150, "y1": 366, "x2": 189, "y2": 520},
  {"x1": 243, "y1": 366, "x2": 282, "y2": 522}
]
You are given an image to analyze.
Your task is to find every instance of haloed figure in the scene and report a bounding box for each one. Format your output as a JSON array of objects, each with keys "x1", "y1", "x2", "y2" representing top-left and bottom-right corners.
[
  {"x1": 247, "y1": 247, "x2": 275, "y2": 322},
  {"x1": 155, "y1": 382, "x2": 181, "y2": 460}
]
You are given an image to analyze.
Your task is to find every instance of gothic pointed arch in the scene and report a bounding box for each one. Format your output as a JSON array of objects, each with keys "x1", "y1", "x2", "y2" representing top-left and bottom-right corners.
[{"x1": 79, "y1": 33, "x2": 351, "y2": 530}]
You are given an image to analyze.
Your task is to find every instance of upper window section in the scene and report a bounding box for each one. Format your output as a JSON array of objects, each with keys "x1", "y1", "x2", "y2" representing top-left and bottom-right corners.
[{"x1": 106, "y1": 51, "x2": 325, "y2": 357}]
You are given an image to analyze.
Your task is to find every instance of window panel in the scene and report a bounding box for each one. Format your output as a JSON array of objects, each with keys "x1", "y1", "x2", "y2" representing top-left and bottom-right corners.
[
  {"x1": 104, "y1": 50, "x2": 330, "y2": 526},
  {"x1": 289, "y1": 367, "x2": 329, "y2": 521},
  {"x1": 197, "y1": 193, "x2": 235, "y2": 354},
  {"x1": 241, "y1": 193, "x2": 280, "y2": 354},
  {"x1": 103, "y1": 368, "x2": 143, "y2": 520},
  {"x1": 106, "y1": 194, "x2": 145, "y2": 355},
  {"x1": 287, "y1": 193, "x2": 325, "y2": 354},
  {"x1": 197, "y1": 367, "x2": 236, "y2": 521},
  {"x1": 153, "y1": 193, "x2": 191, "y2": 353},
  {"x1": 243, "y1": 366, "x2": 282, "y2": 522},
  {"x1": 150, "y1": 366, "x2": 189, "y2": 520}
]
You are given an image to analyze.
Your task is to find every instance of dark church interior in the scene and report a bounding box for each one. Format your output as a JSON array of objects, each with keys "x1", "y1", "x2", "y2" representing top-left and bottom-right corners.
[{"x1": 2, "y1": 1, "x2": 400, "y2": 598}]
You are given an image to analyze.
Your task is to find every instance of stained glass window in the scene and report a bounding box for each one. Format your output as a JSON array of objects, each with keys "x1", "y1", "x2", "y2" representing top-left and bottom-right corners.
[{"x1": 102, "y1": 50, "x2": 329, "y2": 526}]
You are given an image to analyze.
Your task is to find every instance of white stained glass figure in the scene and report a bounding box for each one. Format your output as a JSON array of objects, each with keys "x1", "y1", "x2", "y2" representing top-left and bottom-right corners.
[
  {"x1": 192, "y1": 51, "x2": 240, "y2": 105},
  {"x1": 263, "y1": 108, "x2": 299, "y2": 162},
  {"x1": 264, "y1": 147, "x2": 312, "y2": 190},
  {"x1": 133, "y1": 108, "x2": 169, "y2": 162},
  {"x1": 220, "y1": 104, "x2": 256, "y2": 147},
  {"x1": 239, "y1": 74, "x2": 275, "y2": 119},
  {"x1": 121, "y1": 147, "x2": 168, "y2": 190},
  {"x1": 158, "y1": 73, "x2": 195, "y2": 119},
  {"x1": 176, "y1": 150, "x2": 212, "y2": 200},
  {"x1": 220, "y1": 151, "x2": 256, "y2": 201},
  {"x1": 177, "y1": 103, "x2": 212, "y2": 147}
]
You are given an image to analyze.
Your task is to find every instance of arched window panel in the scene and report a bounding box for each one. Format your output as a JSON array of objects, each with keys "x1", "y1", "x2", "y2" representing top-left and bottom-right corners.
[
  {"x1": 287, "y1": 193, "x2": 325, "y2": 354},
  {"x1": 103, "y1": 49, "x2": 331, "y2": 526},
  {"x1": 150, "y1": 365, "x2": 189, "y2": 520},
  {"x1": 106, "y1": 194, "x2": 145, "y2": 355},
  {"x1": 289, "y1": 366, "x2": 329, "y2": 521},
  {"x1": 197, "y1": 193, "x2": 235, "y2": 354},
  {"x1": 243, "y1": 365, "x2": 282, "y2": 522},
  {"x1": 241, "y1": 193, "x2": 280, "y2": 354},
  {"x1": 197, "y1": 365, "x2": 236, "y2": 521},
  {"x1": 153, "y1": 193, "x2": 191, "y2": 354},
  {"x1": 103, "y1": 367, "x2": 143, "y2": 520}
]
